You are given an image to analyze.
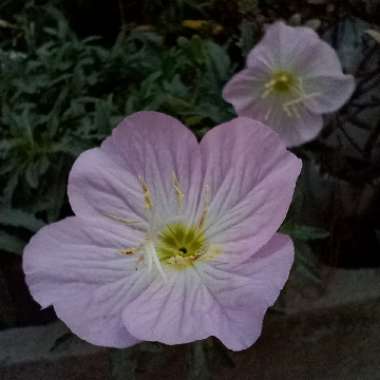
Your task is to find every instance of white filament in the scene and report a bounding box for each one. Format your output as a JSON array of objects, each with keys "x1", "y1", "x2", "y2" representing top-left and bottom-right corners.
[{"x1": 144, "y1": 240, "x2": 167, "y2": 282}]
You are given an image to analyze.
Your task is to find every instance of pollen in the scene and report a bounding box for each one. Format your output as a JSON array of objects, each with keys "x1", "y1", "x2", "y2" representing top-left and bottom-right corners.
[
  {"x1": 156, "y1": 223, "x2": 217, "y2": 269},
  {"x1": 139, "y1": 176, "x2": 154, "y2": 210},
  {"x1": 197, "y1": 184, "x2": 210, "y2": 230},
  {"x1": 119, "y1": 247, "x2": 138, "y2": 255},
  {"x1": 262, "y1": 71, "x2": 296, "y2": 98},
  {"x1": 262, "y1": 71, "x2": 321, "y2": 119},
  {"x1": 172, "y1": 172, "x2": 185, "y2": 209}
]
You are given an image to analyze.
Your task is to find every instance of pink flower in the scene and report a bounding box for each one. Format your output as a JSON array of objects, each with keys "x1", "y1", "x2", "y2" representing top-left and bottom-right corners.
[
  {"x1": 223, "y1": 21, "x2": 355, "y2": 147},
  {"x1": 23, "y1": 111, "x2": 301, "y2": 351}
]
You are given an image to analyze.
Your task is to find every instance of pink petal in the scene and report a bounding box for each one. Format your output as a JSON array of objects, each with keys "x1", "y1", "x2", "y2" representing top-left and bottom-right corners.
[
  {"x1": 100, "y1": 111, "x2": 203, "y2": 222},
  {"x1": 222, "y1": 68, "x2": 267, "y2": 115},
  {"x1": 68, "y1": 148, "x2": 148, "y2": 226},
  {"x1": 23, "y1": 217, "x2": 144, "y2": 348},
  {"x1": 247, "y1": 21, "x2": 320, "y2": 71},
  {"x1": 200, "y1": 117, "x2": 301, "y2": 261},
  {"x1": 292, "y1": 38, "x2": 349, "y2": 78},
  {"x1": 240, "y1": 95, "x2": 324, "y2": 147},
  {"x1": 122, "y1": 270, "x2": 218, "y2": 346},
  {"x1": 302, "y1": 74, "x2": 355, "y2": 113},
  {"x1": 122, "y1": 234, "x2": 294, "y2": 351},
  {"x1": 199, "y1": 233, "x2": 294, "y2": 350}
]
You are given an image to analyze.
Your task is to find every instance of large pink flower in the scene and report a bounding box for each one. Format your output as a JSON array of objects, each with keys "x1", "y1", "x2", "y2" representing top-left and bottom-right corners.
[
  {"x1": 23, "y1": 111, "x2": 301, "y2": 351},
  {"x1": 223, "y1": 21, "x2": 355, "y2": 147}
]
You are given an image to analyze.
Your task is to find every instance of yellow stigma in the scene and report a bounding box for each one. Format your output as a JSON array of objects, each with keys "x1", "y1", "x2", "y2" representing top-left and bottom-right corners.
[
  {"x1": 156, "y1": 223, "x2": 220, "y2": 270},
  {"x1": 262, "y1": 71, "x2": 296, "y2": 98},
  {"x1": 261, "y1": 71, "x2": 321, "y2": 120}
]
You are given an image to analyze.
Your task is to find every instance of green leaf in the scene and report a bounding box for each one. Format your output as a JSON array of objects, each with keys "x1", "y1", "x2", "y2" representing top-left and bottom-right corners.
[
  {"x1": 0, "y1": 231, "x2": 25, "y2": 255},
  {"x1": 110, "y1": 348, "x2": 137, "y2": 380},
  {"x1": 186, "y1": 341, "x2": 211, "y2": 380},
  {"x1": 281, "y1": 224, "x2": 330, "y2": 241},
  {"x1": 0, "y1": 208, "x2": 45, "y2": 232},
  {"x1": 205, "y1": 40, "x2": 231, "y2": 81}
]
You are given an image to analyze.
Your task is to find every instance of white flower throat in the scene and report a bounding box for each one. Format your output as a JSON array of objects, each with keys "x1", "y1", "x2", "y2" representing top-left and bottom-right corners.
[
  {"x1": 110, "y1": 173, "x2": 220, "y2": 281},
  {"x1": 261, "y1": 70, "x2": 320, "y2": 119}
]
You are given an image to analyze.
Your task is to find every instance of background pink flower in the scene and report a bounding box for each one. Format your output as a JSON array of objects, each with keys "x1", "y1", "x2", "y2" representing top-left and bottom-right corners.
[
  {"x1": 223, "y1": 21, "x2": 355, "y2": 147},
  {"x1": 23, "y1": 111, "x2": 301, "y2": 351}
]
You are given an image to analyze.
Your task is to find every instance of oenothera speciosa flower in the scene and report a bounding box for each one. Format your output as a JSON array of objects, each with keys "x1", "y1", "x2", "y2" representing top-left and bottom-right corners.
[
  {"x1": 23, "y1": 112, "x2": 301, "y2": 351},
  {"x1": 223, "y1": 21, "x2": 355, "y2": 147}
]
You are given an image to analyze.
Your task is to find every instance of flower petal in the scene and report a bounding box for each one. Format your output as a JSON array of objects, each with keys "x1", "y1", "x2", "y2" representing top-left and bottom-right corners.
[
  {"x1": 100, "y1": 111, "x2": 203, "y2": 223},
  {"x1": 68, "y1": 148, "x2": 148, "y2": 227},
  {"x1": 302, "y1": 74, "x2": 355, "y2": 113},
  {"x1": 198, "y1": 233, "x2": 294, "y2": 350},
  {"x1": 222, "y1": 68, "x2": 267, "y2": 114},
  {"x1": 247, "y1": 21, "x2": 320, "y2": 71},
  {"x1": 199, "y1": 117, "x2": 301, "y2": 261},
  {"x1": 292, "y1": 38, "x2": 349, "y2": 78},
  {"x1": 23, "y1": 217, "x2": 145, "y2": 348},
  {"x1": 122, "y1": 269, "x2": 217, "y2": 346},
  {"x1": 122, "y1": 233, "x2": 294, "y2": 351}
]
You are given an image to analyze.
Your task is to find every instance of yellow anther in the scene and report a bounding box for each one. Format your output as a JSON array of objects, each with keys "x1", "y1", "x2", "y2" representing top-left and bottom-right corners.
[
  {"x1": 119, "y1": 247, "x2": 138, "y2": 256},
  {"x1": 199, "y1": 245, "x2": 221, "y2": 261},
  {"x1": 279, "y1": 74, "x2": 289, "y2": 83},
  {"x1": 172, "y1": 172, "x2": 185, "y2": 209},
  {"x1": 104, "y1": 213, "x2": 141, "y2": 225},
  {"x1": 139, "y1": 176, "x2": 153, "y2": 210},
  {"x1": 197, "y1": 185, "x2": 210, "y2": 230},
  {"x1": 167, "y1": 255, "x2": 195, "y2": 266},
  {"x1": 261, "y1": 71, "x2": 321, "y2": 120},
  {"x1": 262, "y1": 71, "x2": 295, "y2": 99}
]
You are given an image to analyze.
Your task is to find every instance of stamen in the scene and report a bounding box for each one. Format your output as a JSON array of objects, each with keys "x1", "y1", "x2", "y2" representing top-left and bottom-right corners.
[
  {"x1": 119, "y1": 247, "x2": 138, "y2": 255},
  {"x1": 138, "y1": 176, "x2": 154, "y2": 210},
  {"x1": 261, "y1": 80, "x2": 276, "y2": 99},
  {"x1": 283, "y1": 92, "x2": 320, "y2": 118},
  {"x1": 104, "y1": 213, "x2": 141, "y2": 225},
  {"x1": 261, "y1": 71, "x2": 321, "y2": 120},
  {"x1": 264, "y1": 105, "x2": 273, "y2": 121},
  {"x1": 145, "y1": 241, "x2": 167, "y2": 281},
  {"x1": 197, "y1": 185, "x2": 210, "y2": 230},
  {"x1": 172, "y1": 172, "x2": 185, "y2": 209}
]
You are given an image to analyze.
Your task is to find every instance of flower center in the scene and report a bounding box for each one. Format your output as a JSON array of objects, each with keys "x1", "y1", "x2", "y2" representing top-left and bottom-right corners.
[
  {"x1": 156, "y1": 223, "x2": 208, "y2": 269},
  {"x1": 263, "y1": 71, "x2": 296, "y2": 96},
  {"x1": 261, "y1": 70, "x2": 320, "y2": 120},
  {"x1": 115, "y1": 175, "x2": 220, "y2": 279}
]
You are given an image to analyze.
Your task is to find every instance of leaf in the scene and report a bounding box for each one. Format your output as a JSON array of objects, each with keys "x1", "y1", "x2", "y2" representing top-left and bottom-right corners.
[
  {"x1": 0, "y1": 208, "x2": 45, "y2": 232},
  {"x1": 0, "y1": 231, "x2": 25, "y2": 255},
  {"x1": 50, "y1": 332, "x2": 74, "y2": 352},
  {"x1": 366, "y1": 29, "x2": 380, "y2": 44},
  {"x1": 294, "y1": 241, "x2": 322, "y2": 286},
  {"x1": 206, "y1": 40, "x2": 231, "y2": 81},
  {"x1": 25, "y1": 163, "x2": 39, "y2": 189},
  {"x1": 110, "y1": 348, "x2": 137, "y2": 380},
  {"x1": 186, "y1": 341, "x2": 211, "y2": 380},
  {"x1": 281, "y1": 223, "x2": 330, "y2": 241}
]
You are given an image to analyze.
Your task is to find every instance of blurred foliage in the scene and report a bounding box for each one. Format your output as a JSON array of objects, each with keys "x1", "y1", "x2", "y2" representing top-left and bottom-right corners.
[{"x1": 0, "y1": 4, "x2": 233, "y2": 255}]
